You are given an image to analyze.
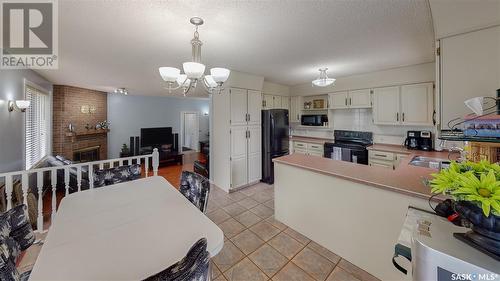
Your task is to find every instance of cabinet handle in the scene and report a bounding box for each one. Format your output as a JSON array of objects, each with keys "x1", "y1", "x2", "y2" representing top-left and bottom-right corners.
[
  {"x1": 349, "y1": 98, "x2": 352, "y2": 105},
  {"x1": 402, "y1": 113, "x2": 405, "y2": 122},
  {"x1": 248, "y1": 130, "x2": 251, "y2": 138},
  {"x1": 396, "y1": 113, "x2": 399, "y2": 121},
  {"x1": 432, "y1": 110, "x2": 436, "y2": 125}
]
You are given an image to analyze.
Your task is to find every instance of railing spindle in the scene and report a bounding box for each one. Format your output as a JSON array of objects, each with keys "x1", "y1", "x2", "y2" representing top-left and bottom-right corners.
[
  {"x1": 36, "y1": 171, "x2": 44, "y2": 231},
  {"x1": 119, "y1": 159, "x2": 123, "y2": 166},
  {"x1": 99, "y1": 163, "x2": 104, "y2": 170},
  {"x1": 77, "y1": 166, "x2": 82, "y2": 192},
  {"x1": 89, "y1": 163, "x2": 94, "y2": 189},
  {"x1": 145, "y1": 156, "x2": 149, "y2": 177},
  {"x1": 51, "y1": 169, "x2": 57, "y2": 222},
  {"x1": 153, "y1": 148, "x2": 159, "y2": 176},
  {"x1": 5, "y1": 175, "x2": 13, "y2": 210},
  {"x1": 21, "y1": 173, "x2": 28, "y2": 206},
  {"x1": 64, "y1": 167, "x2": 70, "y2": 196}
]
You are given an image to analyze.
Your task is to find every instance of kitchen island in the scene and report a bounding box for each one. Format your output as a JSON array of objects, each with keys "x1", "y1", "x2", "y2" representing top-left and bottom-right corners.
[{"x1": 273, "y1": 149, "x2": 452, "y2": 280}]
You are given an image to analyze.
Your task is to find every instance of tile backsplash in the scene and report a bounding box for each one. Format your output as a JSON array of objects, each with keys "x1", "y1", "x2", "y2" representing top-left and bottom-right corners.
[{"x1": 291, "y1": 108, "x2": 436, "y2": 145}]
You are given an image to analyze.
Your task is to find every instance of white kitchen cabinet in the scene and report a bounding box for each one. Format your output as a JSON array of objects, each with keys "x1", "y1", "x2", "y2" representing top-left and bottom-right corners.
[
  {"x1": 373, "y1": 86, "x2": 400, "y2": 125},
  {"x1": 230, "y1": 88, "x2": 248, "y2": 125},
  {"x1": 247, "y1": 126, "x2": 262, "y2": 183},
  {"x1": 329, "y1": 92, "x2": 349, "y2": 109},
  {"x1": 400, "y1": 83, "x2": 434, "y2": 126},
  {"x1": 289, "y1": 96, "x2": 301, "y2": 123},
  {"x1": 292, "y1": 141, "x2": 324, "y2": 156},
  {"x1": 231, "y1": 126, "x2": 247, "y2": 159},
  {"x1": 263, "y1": 94, "x2": 274, "y2": 109},
  {"x1": 231, "y1": 157, "x2": 248, "y2": 189},
  {"x1": 348, "y1": 89, "x2": 372, "y2": 108},
  {"x1": 281, "y1": 96, "x2": 290, "y2": 111},
  {"x1": 247, "y1": 90, "x2": 262, "y2": 125},
  {"x1": 329, "y1": 89, "x2": 371, "y2": 109},
  {"x1": 273, "y1": 96, "x2": 282, "y2": 108}
]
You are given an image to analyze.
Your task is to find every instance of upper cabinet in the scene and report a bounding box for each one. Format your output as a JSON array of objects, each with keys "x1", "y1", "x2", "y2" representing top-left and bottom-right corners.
[
  {"x1": 230, "y1": 88, "x2": 262, "y2": 126},
  {"x1": 372, "y1": 86, "x2": 400, "y2": 125},
  {"x1": 328, "y1": 89, "x2": 371, "y2": 109},
  {"x1": 262, "y1": 94, "x2": 290, "y2": 110},
  {"x1": 400, "y1": 83, "x2": 434, "y2": 126},
  {"x1": 289, "y1": 96, "x2": 301, "y2": 123},
  {"x1": 262, "y1": 94, "x2": 274, "y2": 109},
  {"x1": 273, "y1": 96, "x2": 282, "y2": 108},
  {"x1": 372, "y1": 83, "x2": 434, "y2": 126}
]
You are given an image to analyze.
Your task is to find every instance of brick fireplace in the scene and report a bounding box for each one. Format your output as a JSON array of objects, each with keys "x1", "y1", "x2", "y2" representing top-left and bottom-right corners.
[{"x1": 52, "y1": 85, "x2": 108, "y2": 161}]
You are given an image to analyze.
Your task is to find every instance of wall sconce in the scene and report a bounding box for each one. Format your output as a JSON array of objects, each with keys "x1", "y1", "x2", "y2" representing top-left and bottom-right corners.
[{"x1": 8, "y1": 100, "x2": 30, "y2": 112}]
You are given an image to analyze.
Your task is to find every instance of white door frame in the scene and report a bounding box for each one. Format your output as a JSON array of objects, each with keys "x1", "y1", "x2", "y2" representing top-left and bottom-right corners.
[{"x1": 180, "y1": 111, "x2": 200, "y2": 152}]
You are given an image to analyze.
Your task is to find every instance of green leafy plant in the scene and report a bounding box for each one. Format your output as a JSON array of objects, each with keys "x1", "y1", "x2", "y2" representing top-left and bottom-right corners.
[
  {"x1": 429, "y1": 160, "x2": 500, "y2": 216},
  {"x1": 120, "y1": 144, "x2": 129, "y2": 154}
]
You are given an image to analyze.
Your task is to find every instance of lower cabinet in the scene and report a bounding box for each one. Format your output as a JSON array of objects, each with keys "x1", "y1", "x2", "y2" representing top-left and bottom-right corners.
[
  {"x1": 230, "y1": 125, "x2": 262, "y2": 189},
  {"x1": 368, "y1": 149, "x2": 410, "y2": 169},
  {"x1": 293, "y1": 141, "x2": 324, "y2": 156}
]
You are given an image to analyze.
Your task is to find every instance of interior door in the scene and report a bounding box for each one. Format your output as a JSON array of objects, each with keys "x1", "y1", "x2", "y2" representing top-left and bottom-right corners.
[
  {"x1": 373, "y1": 86, "x2": 400, "y2": 125},
  {"x1": 348, "y1": 89, "x2": 372, "y2": 108},
  {"x1": 183, "y1": 113, "x2": 199, "y2": 150},
  {"x1": 230, "y1": 88, "x2": 248, "y2": 125},
  {"x1": 401, "y1": 83, "x2": 434, "y2": 126},
  {"x1": 247, "y1": 90, "x2": 262, "y2": 125},
  {"x1": 329, "y1": 92, "x2": 349, "y2": 109},
  {"x1": 247, "y1": 125, "x2": 262, "y2": 183}
]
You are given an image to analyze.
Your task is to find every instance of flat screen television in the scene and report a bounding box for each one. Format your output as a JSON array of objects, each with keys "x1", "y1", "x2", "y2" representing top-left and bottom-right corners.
[{"x1": 140, "y1": 127, "x2": 173, "y2": 147}]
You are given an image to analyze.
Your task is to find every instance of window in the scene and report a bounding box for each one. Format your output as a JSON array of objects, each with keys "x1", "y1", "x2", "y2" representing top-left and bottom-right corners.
[{"x1": 25, "y1": 84, "x2": 49, "y2": 170}]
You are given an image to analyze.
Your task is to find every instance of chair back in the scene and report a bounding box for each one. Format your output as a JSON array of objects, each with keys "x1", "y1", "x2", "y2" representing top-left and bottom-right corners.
[
  {"x1": 143, "y1": 238, "x2": 210, "y2": 281},
  {"x1": 0, "y1": 205, "x2": 35, "y2": 281},
  {"x1": 179, "y1": 171, "x2": 210, "y2": 213}
]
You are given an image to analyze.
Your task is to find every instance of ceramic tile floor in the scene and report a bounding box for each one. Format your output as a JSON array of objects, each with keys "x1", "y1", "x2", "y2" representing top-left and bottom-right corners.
[{"x1": 207, "y1": 182, "x2": 381, "y2": 281}]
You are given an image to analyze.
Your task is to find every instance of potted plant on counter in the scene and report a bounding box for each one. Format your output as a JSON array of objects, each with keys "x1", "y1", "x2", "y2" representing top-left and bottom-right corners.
[{"x1": 429, "y1": 160, "x2": 500, "y2": 258}]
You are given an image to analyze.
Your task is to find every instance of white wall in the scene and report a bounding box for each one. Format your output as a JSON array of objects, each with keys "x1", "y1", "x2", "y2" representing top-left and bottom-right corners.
[
  {"x1": 0, "y1": 70, "x2": 52, "y2": 173},
  {"x1": 429, "y1": 0, "x2": 500, "y2": 39},
  {"x1": 262, "y1": 81, "x2": 290, "y2": 96},
  {"x1": 107, "y1": 95, "x2": 209, "y2": 158}
]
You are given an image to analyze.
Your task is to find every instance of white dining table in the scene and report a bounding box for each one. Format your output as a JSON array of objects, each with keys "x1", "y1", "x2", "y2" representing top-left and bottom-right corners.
[{"x1": 29, "y1": 176, "x2": 224, "y2": 281}]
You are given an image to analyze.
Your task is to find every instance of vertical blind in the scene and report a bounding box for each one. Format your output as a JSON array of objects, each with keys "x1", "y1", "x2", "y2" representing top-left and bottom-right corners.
[{"x1": 25, "y1": 84, "x2": 49, "y2": 170}]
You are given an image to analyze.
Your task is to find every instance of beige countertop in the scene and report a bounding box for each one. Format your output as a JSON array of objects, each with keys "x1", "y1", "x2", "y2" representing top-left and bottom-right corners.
[
  {"x1": 273, "y1": 150, "x2": 455, "y2": 200},
  {"x1": 288, "y1": 136, "x2": 332, "y2": 144}
]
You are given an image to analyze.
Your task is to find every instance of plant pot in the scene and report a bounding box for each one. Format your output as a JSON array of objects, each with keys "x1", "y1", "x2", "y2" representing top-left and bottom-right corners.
[{"x1": 454, "y1": 201, "x2": 500, "y2": 258}]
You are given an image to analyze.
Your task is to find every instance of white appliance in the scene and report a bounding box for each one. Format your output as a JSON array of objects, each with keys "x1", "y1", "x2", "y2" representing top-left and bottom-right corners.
[{"x1": 394, "y1": 207, "x2": 499, "y2": 281}]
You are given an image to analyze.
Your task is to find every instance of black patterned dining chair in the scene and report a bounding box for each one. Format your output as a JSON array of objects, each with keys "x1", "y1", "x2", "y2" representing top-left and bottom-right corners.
[
  {"x1": 179, "y1": 171, "x2": 210, "y2": 213},
  {"x1": 0, "y1": 205, "x2": 35, "y2": 281},
  {"x1": 143, "y1": 238, "x2": 210, "y2": 281}
]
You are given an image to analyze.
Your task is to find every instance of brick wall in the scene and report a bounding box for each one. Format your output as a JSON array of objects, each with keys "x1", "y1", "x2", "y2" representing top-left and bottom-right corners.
[{"x1": 52, "y1": 85, "x2": 108, "y2": 160}]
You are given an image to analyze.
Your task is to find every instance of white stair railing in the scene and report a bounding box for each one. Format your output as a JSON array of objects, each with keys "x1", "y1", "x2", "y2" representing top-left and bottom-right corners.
[{"x1": 0, "y1": 148, "x2": 159, "y2": 233}]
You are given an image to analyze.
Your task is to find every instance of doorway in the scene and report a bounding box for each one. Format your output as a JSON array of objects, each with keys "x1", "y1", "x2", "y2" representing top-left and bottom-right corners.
[{"x1": 180, "y1": 111, "x2": 199, "y2": 152}]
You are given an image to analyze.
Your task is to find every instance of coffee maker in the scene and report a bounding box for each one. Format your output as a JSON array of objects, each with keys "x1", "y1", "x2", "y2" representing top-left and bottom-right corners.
[
  {"x1": 405, "y1": 130, "x2": 433, "y2": 150},
  {"x1": 404, "y1": 131, "x2": 420, "y2": 150},
  {"x1": 419, "y1": 130, "x2": 432, "y2": 151}
]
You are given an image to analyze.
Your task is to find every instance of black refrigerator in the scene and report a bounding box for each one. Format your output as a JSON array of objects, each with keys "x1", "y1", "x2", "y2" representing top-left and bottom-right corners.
[{"x1": 261, "y1": 109, "x2": 289, "y2": 184}]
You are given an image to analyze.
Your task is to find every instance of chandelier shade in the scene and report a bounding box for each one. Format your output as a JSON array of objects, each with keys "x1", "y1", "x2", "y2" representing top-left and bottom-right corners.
[
  {"x1": 176, "y1": 74, "x2": 191, "y2": 87},
  {"x1": 312, "y1": 68, "x2": 336, "y2": 87},
  {"x1": 210, "y1": 68, "x2": 231, "y2": 83},
  {"x1": 183, "y1": 62, "x2": 206, "y2": 79},
  {"x1": 204, "y1": 75, "x2": 218, "y2": 88},
  {"x1": 159, "y1": 67, "x2": 180, "y2": 82}
]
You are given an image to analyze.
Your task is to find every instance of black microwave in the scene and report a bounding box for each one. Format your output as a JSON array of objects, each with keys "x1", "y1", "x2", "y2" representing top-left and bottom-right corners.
[{"x1": 301, "y1": 114, "x2": 328, "y2": 126}]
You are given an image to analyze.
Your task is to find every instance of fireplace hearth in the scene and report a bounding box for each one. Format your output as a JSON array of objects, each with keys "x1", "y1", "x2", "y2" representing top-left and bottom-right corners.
[{"x1": 73, "y1": 146, "x2": 100, "y2": 163}]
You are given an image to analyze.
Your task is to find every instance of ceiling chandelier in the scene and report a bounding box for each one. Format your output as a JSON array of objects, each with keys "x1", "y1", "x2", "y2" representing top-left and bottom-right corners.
[
  {"x1": 159, "y1": 17, "x2": 230, "y2": 96},
  {"x1": 312, "y1": 68, "x2": 336, "y2": 87}
]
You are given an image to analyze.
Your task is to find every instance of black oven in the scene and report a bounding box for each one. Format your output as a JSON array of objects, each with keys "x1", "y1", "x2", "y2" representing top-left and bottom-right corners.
[{"x1": 301, "y1": 114, "x2": 328, "y2": 126}]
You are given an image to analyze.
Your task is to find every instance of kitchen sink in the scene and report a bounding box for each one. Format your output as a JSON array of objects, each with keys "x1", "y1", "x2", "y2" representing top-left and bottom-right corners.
[{"x1": 409, "y1": 156, "x2": 451, "y2": 169}]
